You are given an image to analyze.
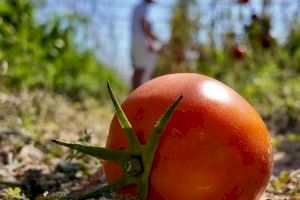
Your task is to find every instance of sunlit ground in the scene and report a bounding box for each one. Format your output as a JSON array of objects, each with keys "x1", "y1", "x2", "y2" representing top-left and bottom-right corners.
[{"x1": 0, "y1": 90, "x2": 299, "y2": 199}]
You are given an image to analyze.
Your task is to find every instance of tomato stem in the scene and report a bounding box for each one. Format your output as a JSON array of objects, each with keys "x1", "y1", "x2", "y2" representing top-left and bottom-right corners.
[
  {"x1": 52, "y1": 84, "x2": 183, "y2": 200},
  {"x1": 51, "y1": 140, "x2": 130, "y2": 166},
  {"x1": 145, "y1": 95, "x2": 183, "y2": 160},
  {"x1": 77, "y1": 175, "x2": 135, "y2": 200},
  {"x1": 107, "y1": 82, "x2": 142, "y2": 154},
  {"x1": 125, "y1": 156, "x2": 144, "y2": 176},
  {"x1": 139, "y1": 95, "x2": 183, "y2": 200}
]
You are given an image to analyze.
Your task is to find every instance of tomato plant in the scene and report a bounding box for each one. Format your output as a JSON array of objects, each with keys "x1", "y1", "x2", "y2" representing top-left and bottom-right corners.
[{"x1": 53, "y1": 73, "x2": 273, "y2": 200}]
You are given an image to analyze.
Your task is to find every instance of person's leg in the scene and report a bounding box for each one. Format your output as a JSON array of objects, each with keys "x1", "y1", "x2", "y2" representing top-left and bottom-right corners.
[
  {"x1": 132, "y1": 67, "x2": 146, "y2": 90},
  {"x1": 131, "y1": 43, "x2": 157, "y2": 90},
  {"x1": 141, "y1": 66, "x2": 155, "y2": 83}
]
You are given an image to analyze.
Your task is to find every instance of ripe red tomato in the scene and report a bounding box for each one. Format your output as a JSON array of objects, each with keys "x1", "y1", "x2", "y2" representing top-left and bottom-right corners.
[
  {"x1": 230, "y1": 45, "x2": 247, "y2": 60},
  {"x1": 103, "y1": 73, "x2": 273, "y2": 200}
]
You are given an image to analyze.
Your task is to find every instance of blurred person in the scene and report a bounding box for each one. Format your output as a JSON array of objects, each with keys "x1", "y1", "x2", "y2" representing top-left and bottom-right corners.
[{"x1": 131, "y1": 0, "x2": 162, "y2": 90}]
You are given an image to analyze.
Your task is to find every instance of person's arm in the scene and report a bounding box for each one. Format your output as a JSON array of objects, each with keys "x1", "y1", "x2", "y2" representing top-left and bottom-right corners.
[{"x1": 141, "y1": 16, "x2": 157, "y2": 41}]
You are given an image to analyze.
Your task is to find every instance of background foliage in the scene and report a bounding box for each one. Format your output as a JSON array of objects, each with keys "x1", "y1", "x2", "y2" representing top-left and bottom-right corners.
[
  {"x1": 0, "y1": 0, "x2": 126, "y2": 101},
  {"x1": 157, "y1": 0, "x2": 300, "y2": 135},
  {"x1": 0, "y1": 0, "x2": 299, "y2": 132}
]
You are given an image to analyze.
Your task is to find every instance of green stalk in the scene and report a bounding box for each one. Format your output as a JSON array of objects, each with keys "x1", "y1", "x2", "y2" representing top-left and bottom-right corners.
[
  {"x1": 107, "y1": 82, "x2": 142, "y2": 153},
  {"x1": 139, "y1": 95, "x2": 183, "y2": 199},
  {"x1": 145, "y1": 95, "x2": 183, "y2": 157},
  {"x1": 52, "y1": 83, "x2": 183, "y2": 200},
  {"x1": 78, "y1": 175, "x2": 135, "y2": 200},
  {"x1": 51, "y1": 140, "x2": 130, "y2": 166}
]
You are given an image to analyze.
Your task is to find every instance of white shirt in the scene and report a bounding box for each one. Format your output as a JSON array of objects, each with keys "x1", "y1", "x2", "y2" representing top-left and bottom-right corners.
[
  {"x1": 131, "y1": 1, "x2": 150, "y2": 48},
  {"x1": 131, "y1": 1, "x2": 157, "y2": 70}
]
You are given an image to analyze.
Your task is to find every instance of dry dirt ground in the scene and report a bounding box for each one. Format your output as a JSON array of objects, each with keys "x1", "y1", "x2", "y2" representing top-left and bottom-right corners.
[{"x1": 0, "y1": 91, "x2": 299, "y2": 199}]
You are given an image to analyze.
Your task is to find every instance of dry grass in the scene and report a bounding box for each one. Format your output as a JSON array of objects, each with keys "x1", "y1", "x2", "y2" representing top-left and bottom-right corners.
[{"x1": 0, "y1": 90, "x2": 299, "y2": 199}]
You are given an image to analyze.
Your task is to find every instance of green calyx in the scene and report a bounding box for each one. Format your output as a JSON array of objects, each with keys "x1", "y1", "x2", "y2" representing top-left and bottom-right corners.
[
  {"x1": 52, "y1": 82, "x2": 183, "y2": 200},
  {"x1": 125, "y1": 156, "x2": 143, "y2": 176}
]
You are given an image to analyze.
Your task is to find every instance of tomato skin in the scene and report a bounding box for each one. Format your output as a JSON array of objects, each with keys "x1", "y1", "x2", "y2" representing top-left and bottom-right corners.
[{"x1": 103, "y1": 73, "x2": 273, "y2": 200}]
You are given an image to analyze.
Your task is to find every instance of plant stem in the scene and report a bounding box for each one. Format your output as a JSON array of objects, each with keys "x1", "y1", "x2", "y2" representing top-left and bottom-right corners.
[
  {"x1": 52, "y1": 84, "x2": 183, "y2": 200},
  {"x1": 140, "y1": 95, "x2": 183, "y2": 200},
  {"x1": 78, "y1": 176, "x2": 134, "y2": 200},
  {"x1": 107, "y1": 82, "x2": 141, "y2": 153},
  {"x1": 51, "y1": 140, "x2": 130, "y2": 166},
  {"x1": 145, "y1": 95, "x2": 183, "y2": 157}
]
